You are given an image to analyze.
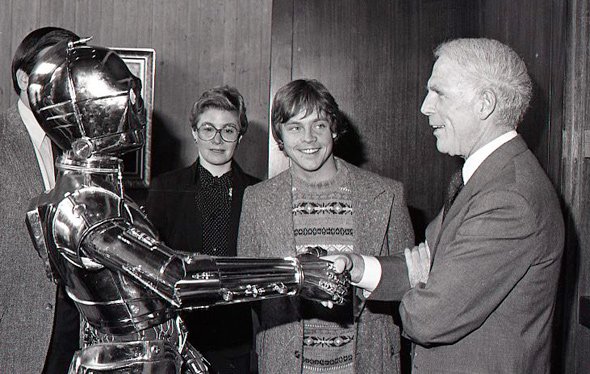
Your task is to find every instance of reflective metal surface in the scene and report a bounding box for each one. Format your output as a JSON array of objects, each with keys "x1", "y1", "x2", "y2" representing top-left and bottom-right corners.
[
  {"x1": 27, "y1": 39, "x2": 146, "y2": 159},
  {"x1": 177, "y1": 254, "x2": 349, "y2": 310},
  {"x1": 24, "y1": 39, "x2": 350, "y2": 374},
  {"x1": 70, "y1": 340, "x2": 183, "y2": 374}
]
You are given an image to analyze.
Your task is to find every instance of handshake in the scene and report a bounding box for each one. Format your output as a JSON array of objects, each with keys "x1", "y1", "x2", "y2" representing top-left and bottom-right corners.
[
  {"x1": 295, "y1": 246, "x2": 351, "y2": 305},
  {"x1": 297, "y1": 243, "x2": 431, "y2": 307}
]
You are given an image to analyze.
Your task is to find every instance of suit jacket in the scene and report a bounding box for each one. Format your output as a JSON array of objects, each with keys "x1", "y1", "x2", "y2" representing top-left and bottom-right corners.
[
  {"x1": 238, "y1": 159, "x2": 415, "y2": 374},
  {"x1": 374, "y1": 136, "x2": 564, "y2": 373},
  {"x1": 146, "y1": 160, "x2": 259, "y2": 354},
  {"x1": 0, "y1": 106, "x2": 56, "y2": 373}
]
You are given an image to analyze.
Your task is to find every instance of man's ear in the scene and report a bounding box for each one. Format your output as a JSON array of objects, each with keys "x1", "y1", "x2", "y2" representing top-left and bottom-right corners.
[
  {"x1": 16, "y1": 69, "x2": 29, "y2": 92},
  {"x1": 477, "y1": 89, "x2": 496, "y2": 120}
]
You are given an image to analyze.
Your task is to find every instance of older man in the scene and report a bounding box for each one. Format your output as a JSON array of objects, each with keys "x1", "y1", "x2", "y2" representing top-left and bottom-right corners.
[{"x1": 333, "y1": 38, "x2": 564, "y2": 373}]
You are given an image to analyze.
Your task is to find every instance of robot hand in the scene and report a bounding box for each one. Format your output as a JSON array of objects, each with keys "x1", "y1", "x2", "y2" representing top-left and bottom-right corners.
[{"x1": 296, "y1": 247, "x2": 350, "y2": 305}]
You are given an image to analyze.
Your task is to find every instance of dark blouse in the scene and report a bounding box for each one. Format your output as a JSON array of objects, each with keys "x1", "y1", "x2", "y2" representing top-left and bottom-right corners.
[{"x1": 197, "y1": 164, "x2": 233, "y2": 256}]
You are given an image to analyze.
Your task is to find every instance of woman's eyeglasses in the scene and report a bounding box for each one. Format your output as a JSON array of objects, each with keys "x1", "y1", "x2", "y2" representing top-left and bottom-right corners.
[{"x1": 196, "y1": 124, "x2": 240, "y2": 142}]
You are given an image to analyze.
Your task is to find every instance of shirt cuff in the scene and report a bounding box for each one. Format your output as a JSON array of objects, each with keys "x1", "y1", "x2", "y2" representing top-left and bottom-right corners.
[{"x1": 353, "y1": 255, "x2": 382, "y2": 296}]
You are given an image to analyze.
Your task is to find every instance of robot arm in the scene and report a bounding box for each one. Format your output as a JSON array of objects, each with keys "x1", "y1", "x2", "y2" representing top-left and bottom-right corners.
[
  {"x1": 41, "y1": 186, "x2": 348, "y2": 310},
  {"x1": 81, "y1": 218, "x2": 349, "y2": 310},
  {"x1": 176, "y1": 250, "x2": 349, "y2": 310},
  {"x1": 83, "y1": 219, "x2": 187, "y2": 307}
]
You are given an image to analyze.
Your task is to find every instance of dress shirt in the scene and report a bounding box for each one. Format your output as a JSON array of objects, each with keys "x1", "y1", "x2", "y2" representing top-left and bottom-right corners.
[
  {"x1": 357, "y1": 130, "x2": 519, "y2": 293},
  {"x1": 356, "y1": 255, "x2": 382, "y2": 292},
  {"x1": 462, "y1": 130, "x2": 517, "y2": 184},
  {"x1": 19, "y1": 99, "x2": 55, "y2": 190}
]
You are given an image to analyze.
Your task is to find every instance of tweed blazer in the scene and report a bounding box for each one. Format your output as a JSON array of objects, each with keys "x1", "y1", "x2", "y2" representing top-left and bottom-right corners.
[
  {"x1": 374, "y1": 136, "x2": 564, "y2": 373},
  {"x1": 0, "y1": 106, "x2": 56, "y2": 373},
  {"x1": 238, "y1": 159, "x2": 414, "y2": 373}
]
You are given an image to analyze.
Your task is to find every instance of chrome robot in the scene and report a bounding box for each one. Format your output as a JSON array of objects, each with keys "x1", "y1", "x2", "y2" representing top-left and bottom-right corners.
[{"x1": 25, "y1": 39, "x2": 348, "y2": 373}]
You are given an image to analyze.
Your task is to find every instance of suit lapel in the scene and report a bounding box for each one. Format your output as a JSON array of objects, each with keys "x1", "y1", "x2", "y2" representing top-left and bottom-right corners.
[
  {"x1": 228, "y1": 162, "x2": 254, "y2": 251},
  {"x1": 346, "y1": 162, "x2": 390, "y2": 317},
  {"x1": 348, "y1": 164, "x2": 390, "y2": 256},
  {"x1": 260, "y1": 171, "x2": 297, "y2": 257},
  {"x1": 433, "y1": 136, "x2": 529, "y2": 251},
  {"x1": 426, "y1": 211, "x2": 443, "y2": 263}
]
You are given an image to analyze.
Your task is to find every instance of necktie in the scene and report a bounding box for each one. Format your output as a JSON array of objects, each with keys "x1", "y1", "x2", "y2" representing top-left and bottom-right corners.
[{"x1": 442, "y1": 169, "x2": 463, "y2": 221}]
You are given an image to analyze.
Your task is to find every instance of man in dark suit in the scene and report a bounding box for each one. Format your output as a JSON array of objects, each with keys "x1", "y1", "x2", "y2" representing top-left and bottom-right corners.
[
  {"x1": 146, "y1": 86, "x2": 259, "y2": 373},
  {"x1": 331, "y1": 38, "x2": 564, "y2": 373},
  {"x1": 0, "y1": 27, "x2": 80, "y2": 373}
]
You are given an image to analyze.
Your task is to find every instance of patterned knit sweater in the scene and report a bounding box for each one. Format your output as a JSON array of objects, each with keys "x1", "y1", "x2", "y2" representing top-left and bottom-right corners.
[{"x1": 291, "y1": 164, "x2": 356, "y2": 373}]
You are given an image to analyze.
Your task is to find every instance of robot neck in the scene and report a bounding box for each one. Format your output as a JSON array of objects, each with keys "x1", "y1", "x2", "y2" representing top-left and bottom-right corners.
[{"x1": 56, "y1": 151, "x2": 125, "y2": 196}]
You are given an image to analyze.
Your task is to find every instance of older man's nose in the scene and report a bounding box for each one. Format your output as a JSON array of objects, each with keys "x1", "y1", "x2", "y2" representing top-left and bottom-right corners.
[{"x1": 421, "y1": 93, "x2": 435, "y2": 116}]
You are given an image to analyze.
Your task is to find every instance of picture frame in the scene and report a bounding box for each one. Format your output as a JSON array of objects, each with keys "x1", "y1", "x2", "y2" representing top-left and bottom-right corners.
[{"x1": 112, "y1": 47, "x2": 156, "y2": 188}]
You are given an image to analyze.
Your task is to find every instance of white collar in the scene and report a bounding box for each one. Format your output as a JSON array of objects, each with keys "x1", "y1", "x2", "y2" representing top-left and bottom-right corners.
[
  {"x1": 18, "y1": 99, "x2": 46, "y2": 150},
  {"x1": 463, "y1": 130, "x2": 517, "y2": 184}
]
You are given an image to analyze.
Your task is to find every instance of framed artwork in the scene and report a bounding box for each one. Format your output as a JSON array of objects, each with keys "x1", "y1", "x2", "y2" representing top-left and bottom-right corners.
[{"x1": 112, "y1": 47, "x2": 156, "y2": 188}]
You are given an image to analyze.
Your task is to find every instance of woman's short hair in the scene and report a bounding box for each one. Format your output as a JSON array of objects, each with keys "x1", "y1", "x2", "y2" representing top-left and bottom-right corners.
[
  {"x1": 271, "y1": 79, "x2": 347, "y2": 148},
  {"x1": 189, "y1": 85, "x2": 248, "y2": 134},
  {"x1": 434, "y1": 38, "x2": 532, "y2": 128}
]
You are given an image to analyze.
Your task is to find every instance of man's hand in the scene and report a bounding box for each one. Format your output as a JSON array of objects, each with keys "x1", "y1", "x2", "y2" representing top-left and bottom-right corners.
[
  {"x1": 404, "y1": 242, "x2": 431, "y2": 288},
  {"x1": 296, "y1": 250, "x2": 350, "y2": 305},
  {"x1": 319, "y1": 253, "x2": 365, "y2": 309},
  {"x1": 323, "y1": 253, "x2": 365, "y2": 284}
]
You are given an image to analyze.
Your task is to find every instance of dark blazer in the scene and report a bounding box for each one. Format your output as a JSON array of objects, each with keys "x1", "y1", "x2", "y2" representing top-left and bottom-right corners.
[
  {"x1": 238, "y1": 159, "x2": 415, "y2": 374},
  {"x1": 146, "y1": 160, "x2": 259, "y2": 255},
  {"x1": 374, "y1": 136, "x2": 564, "y2": 373},
  {"x1": 146, "y1": 160, "x2": 259, "y2": 369},
  {"x1": 0, "y1": 107, "x2": 58, "y2": 372}
]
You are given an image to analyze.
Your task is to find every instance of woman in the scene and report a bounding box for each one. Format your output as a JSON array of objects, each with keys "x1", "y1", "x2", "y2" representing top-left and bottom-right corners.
[
  {"x1": 238, "y1": 79, "x2": 414, "y2": 373},
  {"x1": 147, "y1": 86, "x2": 259, "y2": 373}
]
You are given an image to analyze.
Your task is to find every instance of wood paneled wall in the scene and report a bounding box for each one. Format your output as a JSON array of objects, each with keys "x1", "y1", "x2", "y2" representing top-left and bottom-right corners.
[
  {"x1": 562, "y1": 0, "x2": 590, "y2": 372},
  {"x1": 479, "y1": 0, "x2": 565, "y2": 186},
  {"x1": 0, "y1": 0, "x2": 272, "y2": 182},
  {"x1": 269, "y1": 0, "x2": 479, "y2": 236}
]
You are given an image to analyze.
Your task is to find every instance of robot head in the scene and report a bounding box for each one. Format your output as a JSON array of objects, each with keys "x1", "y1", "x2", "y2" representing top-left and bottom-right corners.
[{"x1": 27, "y1": 39, "x2": 146, "y2": 159}]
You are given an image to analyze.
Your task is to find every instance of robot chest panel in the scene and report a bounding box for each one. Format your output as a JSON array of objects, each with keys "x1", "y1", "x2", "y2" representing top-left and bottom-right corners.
[{"x1": 68, "y1": 265, "x2": 172, "y2": 333}]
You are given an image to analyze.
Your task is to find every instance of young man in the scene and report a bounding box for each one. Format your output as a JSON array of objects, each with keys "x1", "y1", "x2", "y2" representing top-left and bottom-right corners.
[{"x1": 238, "y1": 79, "x2": 414, "y2": 373}]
